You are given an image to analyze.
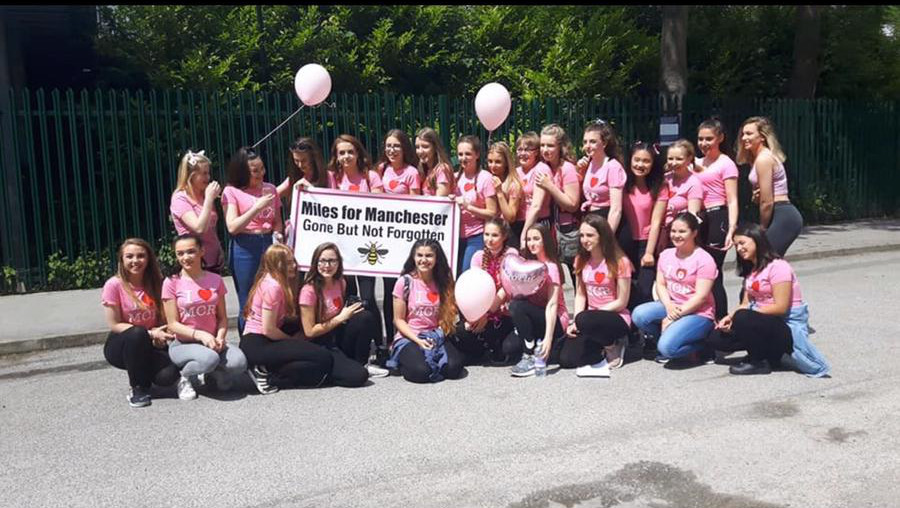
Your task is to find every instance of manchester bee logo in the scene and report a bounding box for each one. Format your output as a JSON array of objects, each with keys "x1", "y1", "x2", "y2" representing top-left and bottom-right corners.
[{"x1": 358, "y1": 241, "x2": 389, "y2": 265}]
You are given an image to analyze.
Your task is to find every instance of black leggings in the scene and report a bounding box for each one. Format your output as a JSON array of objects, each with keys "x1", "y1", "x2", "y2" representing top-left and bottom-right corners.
[
  {"x1": 317, "y1": 310, "x2": 380, "y2": 365},
  {"x1": 705, "y1": 309, "x2": 793, "y2": 364},
  {"x1": 396, "y1": 339, "x2": 464, "y2": 383},
  {"x1": 766, "y1": 202, "x2": 804, "y2": 257},
  {"x1": 508, "y1": 299, "x2": 565, "y2": 362},
  {"x1": 345, "y1": 275, "x2": 383, "y2": 345},
  {"x1": 509, "y1": 220, "x2": 525, "y2": 250},
  {"x1": 627, "y1": 239, "x2": 657, "y2": 311},
  {"x1": 240, "y1": 334, "x2": 332, "y2": 388},
  {"x1": 452, "y1": 315, "x2": 519, "y2": 364},
  {"x1": 702, "y1": 206, "x2": 729, "y2": 320},
  {"x1": 103, "y1": 327, "x2": 178, "y2": 388},
  {"x1": 560, "y1": 310, "x2": 630, "y2": 368},
  {"x1": 381, "y1": 277, "x2": 397, "y2": 342}
]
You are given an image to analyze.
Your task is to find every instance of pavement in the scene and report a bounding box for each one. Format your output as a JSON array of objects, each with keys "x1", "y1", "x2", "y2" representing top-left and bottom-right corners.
[{"x1": 1, "y1": 217, "x2": 899, "y2": 356}]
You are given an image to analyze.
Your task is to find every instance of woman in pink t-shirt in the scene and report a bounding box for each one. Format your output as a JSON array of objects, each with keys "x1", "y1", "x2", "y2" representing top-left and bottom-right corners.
[
  {"x1": 276, "y1": 137, "x2": 334, "y2": 208},
  {"x1": 661, "y1": 139, "x2": 704, "y2": 247},
  {"x1": 624, "y1": 142, "x2": 668, "y2": 307},
  {"x1": 510, "y1": 224, "x2": 569, "y2": 377},
  {"x1": 163, "y1": 234, "x2": 247, "y2": 400},
  {"x1": 562, "y1": 215, "x2": 633, "y2": 375},
  {"x1": 454, "y1": 135, "x2": 498, "y2": 275},
  {"x1": 516, "y1": 131, "x2": 553, "y2": 241},
  {"x1": 632, "y1": 212, "x2": 717, "y2": 364},
  {"x1": 577, "y1": 120, "x2": 633, "y2": 260},
  {"x1": 299, "y1": 242, "x2": 386, "y2": 387},
  {"x1": 452, "y1": 218, "x2": 520, "y2": 365},
  {"x1": 706, "y1": 223, "x2": 827, "y2": 376},
  {"x1": 169, "y1": 150, "x2": 224, "y2": 272},
  {"x1": 533, "y1": 124, "x2": 581, "y2": 279},
  {"x1": 487, "y1": 142, "x2": 523, "y2": 249},
  {"x1": 374, "y1": 129, "x2": 422, "y2": 345},
  {"x1": 102, "y1": 238, "x2": 177, "y2": 408},
  {"x1": 415, "y1": 127, "x2": 455, "y2": 197},
  {"x1": 389, "y1": 239, "x2": 463, "y2": 383},
  {"x1": 238, "y1": 244, "x2": 333, "y2": 394},
  {"x1": 695, "y1": 118, "x2": 740, "y2": 320}
]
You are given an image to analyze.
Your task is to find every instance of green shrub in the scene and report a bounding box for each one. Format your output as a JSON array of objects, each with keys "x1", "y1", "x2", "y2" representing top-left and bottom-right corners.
[
  {"x1": 46, "y1": 250, "x2": 109, "y2": 291},
  {"x1": 1, "y1": 265, "x2": 17, "y2": 294}
]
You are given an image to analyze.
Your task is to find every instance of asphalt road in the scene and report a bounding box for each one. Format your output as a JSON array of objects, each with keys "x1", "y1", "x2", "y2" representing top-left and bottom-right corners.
[{"x1": 1, "y1": 251, "x2": 898, "y2": 508}]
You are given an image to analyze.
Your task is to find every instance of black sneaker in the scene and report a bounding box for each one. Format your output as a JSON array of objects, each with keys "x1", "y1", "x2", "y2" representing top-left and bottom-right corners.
[
  {"x1": 127, "y1": 386, "x2": 152, "y2": 408},
  {"x1": 246, "y1": 365, "x2": 279, "y2": 395},
  {"x1": 729, "y1": 359, "x2": 772, "y2": 376}
]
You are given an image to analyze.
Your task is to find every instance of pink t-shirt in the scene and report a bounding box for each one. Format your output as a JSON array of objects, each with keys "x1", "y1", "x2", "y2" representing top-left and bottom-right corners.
[
  {"x1": 471, "y1": 247, "x2": 519, "y2": 318},
  {"x1": 456, "y1": 170, "x2": 497, "y2": 238},
  {"x1": 162, "y1": 271, "x2": 227, "y2": 341},
  {"x1": 581, "y1": 158, "x2": 626, "y2": 211},
  {"x1": 552, "y1": 161, "x2": 581, "y2": 226},
  {"x1": 336, "y1": 170, "x2": 383, "y2": 193},
  {"x1": 221, "y1": 182, "x2": 281, "y2": 232},
  {"x1": 749, "y1": 160, "x2": 789, "y2": 197},
  {"x1": 694, "y1": 155, "x2": 739, "y2": 208},
  {"x1": 657, "y1": 247, "x2": 717, "y2": 321},
  {"x1": 624, "y1": 185, "x2": 666, "y2": 241},
  {"x1": 243, "y1": 274, "x2": 287, "y2": 335},
  {"x1": 581, "y1": 257, "x2": 633, "y2": 326},
  {"x1": 392, "y1": 275, "x2": 442, "y2": 340},
  {"x1": 744, "y1": 259, "x2": 804, "y2": 308},
  {"x1": 299, "y1": 279, "x2": 347, "y2": 322},
  {"x1": 516, "y1": 162, "x2": 553, "y2": 221},
  {"x1": 527, "y1": 261, "x2": 570, "y2": 330},
  {"x1": 170, "y1": 190, "x2": 222, "y2": 269},
  {"x1": 101, "y1": 276, "x2": 159, "y2": 329},
  {"x1": 381, "y1": 164, "x2": 421, "y2": 195},
  {"x1": 422, "y1": 163, "x2": 453, "y2": 196},
  {"x1": 664, "y1": 173, "x2": 703, "y2": 225}
]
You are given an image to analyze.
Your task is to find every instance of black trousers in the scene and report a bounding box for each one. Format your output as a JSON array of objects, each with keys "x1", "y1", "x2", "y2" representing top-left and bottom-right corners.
[
  {"x1": 702, "y1": 206, "x2": 729, "y2": 320},
  {"x1": 452, "y1": 315, "x2": 518, "y2": 364},
  {"x1": 560, "y1": 310, "x2": 630, "y2": 368},
  {"x1": 104, "y1": 327, "x2": 178, "y2": 389},
  {"x1": 396, "y1": 339, "x2": 464, "y2": 383},
  {"x1": 240, "y1": 333, "x2": 332, "y2": 388},
  {"x1": 508, "y1": 299, "x2": 565, "y2": 363},
  {"x1": 627, "y1": 239, "x2": 658, "y2": 311},
  {"x1": 705, "y1": 309, "x2": 793, "y2": 365},
  {"x1": 345, "y1": 275, "x2": 383, "y2": 346},
  {"x1": 381, "y1": 277, "x2": 397, "y2": 342}
]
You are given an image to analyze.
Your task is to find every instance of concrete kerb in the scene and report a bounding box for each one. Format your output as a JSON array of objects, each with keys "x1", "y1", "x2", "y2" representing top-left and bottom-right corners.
[{"x1": 3, "y1": 240, "x2": 900, "y2": 358}]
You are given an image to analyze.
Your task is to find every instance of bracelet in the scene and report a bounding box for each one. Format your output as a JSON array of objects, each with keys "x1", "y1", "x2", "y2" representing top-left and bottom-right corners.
[{"x1": 191, "y1": 329, "x2": 196, "y2": 340}]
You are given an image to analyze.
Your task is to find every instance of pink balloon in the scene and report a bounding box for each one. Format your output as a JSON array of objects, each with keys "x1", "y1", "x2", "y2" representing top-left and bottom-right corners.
[
  {"x1": 294, "y1": 64, "x2": 332, "y2": 106},
  {"x1": 455, "y1": 268, "x2": 496, "y2": 322},
  {"x1": 474, "y1": 82, "x2": 511, "y2": 132},
  {"x1": 500, "y1": 254, "x2": 547, "y2": 298}
]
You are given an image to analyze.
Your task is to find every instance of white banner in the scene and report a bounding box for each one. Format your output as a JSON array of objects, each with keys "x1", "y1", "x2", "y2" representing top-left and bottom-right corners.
[{"x1": 288, "y1": 187, "x2": 460, "y2": 276}]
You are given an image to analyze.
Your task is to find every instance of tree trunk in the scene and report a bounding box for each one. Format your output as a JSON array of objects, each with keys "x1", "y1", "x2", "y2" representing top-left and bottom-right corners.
[
  {"x1": 660, "y1": 5, "x2": 688, "y2": 108},
  {"x1": 788, "y1": 5, "x2": 822, "y2": 99}
]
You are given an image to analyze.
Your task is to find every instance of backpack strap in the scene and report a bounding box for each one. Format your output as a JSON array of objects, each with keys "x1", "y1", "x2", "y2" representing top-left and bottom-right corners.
[{"x1": 402, "y1": 274, "x2": 412, "y2": 303}]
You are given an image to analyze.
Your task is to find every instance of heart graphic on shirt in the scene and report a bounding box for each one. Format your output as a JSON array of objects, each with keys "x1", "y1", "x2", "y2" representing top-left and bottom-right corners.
[
  {"x1": 464, "y1": 183, "x2": 475, "y2": 192},
  {"x1": 332, "y1": 297, "x2": 343, "y2": 309},
  {"x1": 426, "y1": 291, "x2": 439, "y2": 303},
  {"x1": 140, "y1": 293, "x2": 155, "y2": 307},
  {"x1": 751, "y1": 281, "x2": 760, "y2": 292},
  {"x1": 389, "y1": 180, "x2": 399, "y2": 190},
  {"x1": 349, "y1": 184, "x2": 360, "y2": 192},
  {"x1": 198, "y1": 289, "x2": 213, "y2": 301},
  {"x1": 593, "y1": 272, "x2": 605, "y2": 284},
  {"x1": 675, "y1": 268, "x2": 687, "y2": 280},
  {"x1": 590, "y1": 177, "x2": 599, "y2": 187}
]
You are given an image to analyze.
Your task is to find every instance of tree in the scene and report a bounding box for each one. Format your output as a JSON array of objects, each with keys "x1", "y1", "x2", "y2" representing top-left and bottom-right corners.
[
  {"x1": 660, "y1": 5, "x2": 688, "y2": 104},
  {"x1": 788, "y1": 6, "x2": 822, "y2": 99}
]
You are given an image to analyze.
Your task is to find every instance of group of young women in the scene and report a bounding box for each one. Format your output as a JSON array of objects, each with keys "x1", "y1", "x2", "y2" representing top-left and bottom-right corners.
[{"x1": 101, "y1": 116, "x2": 830, "y2": 408}]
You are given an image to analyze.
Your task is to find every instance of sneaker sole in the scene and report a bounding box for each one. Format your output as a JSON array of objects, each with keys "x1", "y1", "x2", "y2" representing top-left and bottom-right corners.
[
  {"x1": 126, "y1": 394, "x2": 151, "y2": 408},
  {"x1": 510, "y1": 370, "x2": 536, "y2": 377},
  {"x1": 246, "y1": 371, "x2": 279, "y2": 394}
]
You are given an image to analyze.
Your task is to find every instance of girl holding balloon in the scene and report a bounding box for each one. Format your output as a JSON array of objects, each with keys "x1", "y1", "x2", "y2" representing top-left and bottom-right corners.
[
  {"x1": 487, "y1": 142, "x2": 523, "y2": 249},
  {"x1": 453, "y1": 218, "x2": 520, "y2": 365},
  {"x1": 454, "y1": 135, "x2": 498, "y2": 275},
  {"x1": 509, "y1": 223, "x2": 570, "y2": 377},
  {"x1": 415, "y1": 127, "x2": 455, "y2": 197},
  {"x1": 376, "y1": 129, "x2": 422, "y2": 343}
]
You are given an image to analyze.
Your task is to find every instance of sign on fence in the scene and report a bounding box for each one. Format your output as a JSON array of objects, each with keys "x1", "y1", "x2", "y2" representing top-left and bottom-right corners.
[{"x1": 288, "y1": 187, "x2": 460, "y2": 276}]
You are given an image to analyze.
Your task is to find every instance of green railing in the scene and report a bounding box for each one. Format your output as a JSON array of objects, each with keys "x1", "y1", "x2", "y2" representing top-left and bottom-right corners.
[{"x1": 1, "y1": 88, "x2": 898, "y2": 289}]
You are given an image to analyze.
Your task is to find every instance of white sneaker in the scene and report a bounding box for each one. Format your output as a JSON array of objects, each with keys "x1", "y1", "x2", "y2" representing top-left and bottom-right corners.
[
  {"x1": 576, "y1": 359, "x2": 611, "y2": 378},
  {"x1": 177, "y1": 375, "x2": 197, "y2": 400},
  {"x1": 366, "y1": 363, "x2": 389, "y2": 378}
]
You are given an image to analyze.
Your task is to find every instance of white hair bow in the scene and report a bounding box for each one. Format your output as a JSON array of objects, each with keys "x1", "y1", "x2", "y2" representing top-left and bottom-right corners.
[{"x1": 186, "y1": 150, "x2": 206, "y2": 167}]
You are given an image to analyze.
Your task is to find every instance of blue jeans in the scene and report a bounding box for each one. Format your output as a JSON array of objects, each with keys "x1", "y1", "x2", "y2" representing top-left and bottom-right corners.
[
  {"x1": 632, "y1": 301, "x2": 714, "y2": 359},
  {"x1": 229, "y1": 233, "x2": 273, "y2": 334},
  {"x1": 457, "y1": 233, "x2": 485, "y2": 276}
]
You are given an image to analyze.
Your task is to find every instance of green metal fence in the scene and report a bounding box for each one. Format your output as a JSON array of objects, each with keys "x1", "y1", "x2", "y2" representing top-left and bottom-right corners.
[{"x1": 0, "y1": 88, "x2": 898, "y2": 289}]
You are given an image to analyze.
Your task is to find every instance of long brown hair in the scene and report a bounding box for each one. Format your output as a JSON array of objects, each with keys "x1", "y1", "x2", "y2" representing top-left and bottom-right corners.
[
  {"x1": 416, "y1": 127, "x2": 454, "y2": 193},
  {"x1": 327, "y1": 134, "x2": 373, "y2": 189},
  {"x1": 242, "y1": 244, "x2": 299, "y2": 320},
  {"x1": 116, "y1": 238, "x2": 164, "y2": 322},
  {"x1": 574, "y1": 214, "x2": 626, "y2": 281},
  {"x1": 400, "y1": 239, "x2": 457, "y2": 336},
  {"x1": 377, "y1": 129, "x2": 418, "y2": 175},
  {"x1": 583, "y1": 119, "x2": 623, "y2": 165},
  {"x1": 302, "y1": 242, "x2": 344, "y2": 322},
  {"x1": 521, "y1": 223, "x2": 563, "y2": 291}
]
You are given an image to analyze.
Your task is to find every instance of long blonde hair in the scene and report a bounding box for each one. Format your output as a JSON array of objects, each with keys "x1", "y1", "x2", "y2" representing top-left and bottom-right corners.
[
  {"x1": 115, "y1": 238, "x2": 164, "y2": 322},
  {"x1": 174, "y1": 150, "x2": 212, "y2": 199},
  {"x1": 540, "y1": 124, "x2": 577, "y2": 167},
  {"x1": 242, "y1": 244, "x2": 299, "y2": 320},
  {"x1": 488, "y1": 141, "x2": 522, "y2": 194},
  {"x1": 736, "y1": 116, "x2": 787, "y2": 165}
]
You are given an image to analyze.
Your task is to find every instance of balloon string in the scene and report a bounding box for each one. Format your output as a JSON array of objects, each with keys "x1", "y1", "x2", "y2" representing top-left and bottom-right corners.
[{"x1": 252, "y1": 104, "x2": 305, "y2": 149}]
